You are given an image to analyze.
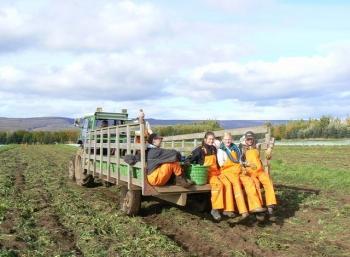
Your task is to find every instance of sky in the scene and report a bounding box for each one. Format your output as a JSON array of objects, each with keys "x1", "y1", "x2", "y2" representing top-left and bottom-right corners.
[{"x1": 0, "y1": 0, "x2": 349, "y2": 120}]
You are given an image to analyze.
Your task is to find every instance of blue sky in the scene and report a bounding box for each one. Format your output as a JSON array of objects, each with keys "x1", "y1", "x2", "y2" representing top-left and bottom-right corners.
[{"x1": 0, "y1": 0, "x2": 349, "y2": 119}]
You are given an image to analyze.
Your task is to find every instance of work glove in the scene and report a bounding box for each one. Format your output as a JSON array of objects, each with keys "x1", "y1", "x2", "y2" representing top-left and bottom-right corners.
[{"x1": 265, "y1": 147, "x2": 273, "y2": 160}]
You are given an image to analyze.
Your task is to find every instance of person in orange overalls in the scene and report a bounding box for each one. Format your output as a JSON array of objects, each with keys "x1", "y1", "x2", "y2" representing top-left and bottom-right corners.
[
  {"x1": 187, "y1": 132, "x2": 234, "y2": 221},
  {"x1": 146, "y1": 133, "x2": 193, "y2": 188},
  {"x1": 217, "y1": 132, "x2": 266, "y2": 218},
  {"x1": 241, "y1": 131, "x2": 277, "y2": 220}
]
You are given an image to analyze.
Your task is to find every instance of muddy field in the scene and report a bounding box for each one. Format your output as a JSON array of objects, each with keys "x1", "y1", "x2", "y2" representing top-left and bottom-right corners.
[{"x1": 1, "y1": 145, "x2": 350, "y2": 257}]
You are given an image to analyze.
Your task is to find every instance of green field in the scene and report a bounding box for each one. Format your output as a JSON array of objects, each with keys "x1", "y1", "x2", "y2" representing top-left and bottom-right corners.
[{"x1": 0, "y1": 145, "x2": 350, "y2": 257}]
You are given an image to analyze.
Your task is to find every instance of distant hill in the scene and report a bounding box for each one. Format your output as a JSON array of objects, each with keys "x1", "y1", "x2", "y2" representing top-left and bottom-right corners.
[
  {"x1": 0, "y1": 117, "x2": 75, "y2": 131},
  {"x1": 0, "y1": 117, "x2": 288, "y2": 131}
]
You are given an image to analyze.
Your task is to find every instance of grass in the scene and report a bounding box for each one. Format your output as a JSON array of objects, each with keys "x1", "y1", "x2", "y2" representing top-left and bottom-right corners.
[
  {"x1": 0, "y1": 145, "x2": 185, "y2": 257},
  {"x1": 0, "y1": 144, "x2": 350, "y2": 257},
  {"x1": 271, "y1": 146, "x2": 350, "y2": 193}
]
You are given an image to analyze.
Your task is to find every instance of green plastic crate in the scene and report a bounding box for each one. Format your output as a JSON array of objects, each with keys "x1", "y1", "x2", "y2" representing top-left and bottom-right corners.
[
  {"x1": 185, "y1": 164, "x2": 208, "y2": 185},
  {"x1": 95, "y1": 161, "x2": 141, "y2": 179}
]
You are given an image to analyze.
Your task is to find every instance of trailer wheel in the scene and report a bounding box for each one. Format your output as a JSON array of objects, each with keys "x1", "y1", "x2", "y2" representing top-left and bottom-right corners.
[
  {"x1": 68, "y1": 158, "x2": 75, "y2": 181},
  {"x1": 120, "y1": 187, "x2": 141, "y2": 216},
  {"x1": 74, "y1": 154, "x2": 93, "y2": 186}
]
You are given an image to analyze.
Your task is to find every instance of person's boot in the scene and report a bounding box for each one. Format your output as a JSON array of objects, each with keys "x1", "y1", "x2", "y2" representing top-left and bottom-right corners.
[
  {"x1": 241, "y1": 212, "x2": 249, "y2": 219},
  {"x1": 222, "y1": 211, "x2": 237, "y2": 218},
  {"x1": 175, "y1": 174, "x2": 193, "y2": 188},
  {"x1": 267, "y1": 206, "x2": 277, "y2": 222},
  {"x1": 250, "y1": 207, "x2": 266, "y2": 213},
  {"x1": 211, "y1": 209, "x2": 222, "y2": 221},
  {"x1": 255, "y1": 213, "x2": 266, "y2": 221}
]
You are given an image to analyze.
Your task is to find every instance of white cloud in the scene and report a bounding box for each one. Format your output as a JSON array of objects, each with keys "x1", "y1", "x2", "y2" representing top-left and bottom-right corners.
[
  {"x1": 0, "y1": 0, "x2": 168, "y2": 51},
  {"x1": 0, "y1": 0, "x2": 349, "y2": 120},
  {"x1": 0, "y1": 7, "x2": 35, "y2": 51},
  {"x1": 179, "y1": 48, "x2": 350, "y2": 102},
  {"x1": 0, "y1": 51, "x2": 173, "y2": 101},
  {"x1": 204, "y1": 0, "x2": 274, "y2": 12}
]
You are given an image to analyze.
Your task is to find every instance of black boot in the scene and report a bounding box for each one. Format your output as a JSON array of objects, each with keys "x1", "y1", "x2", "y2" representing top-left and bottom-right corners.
[
  {"x1": 211, "y1": 209, "x2": 222, "y2": 221},
  {"x1": 267, "y1": 206, "x2": 277, "y2": 222},
  {"x1": 175, "y1": 174, "x2": 193, "y2": 188}
]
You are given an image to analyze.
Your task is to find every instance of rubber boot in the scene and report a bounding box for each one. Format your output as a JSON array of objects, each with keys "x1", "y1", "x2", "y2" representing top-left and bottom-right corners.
[
  {"x1": 222, "y1": 211, "x2": 237, "y2": 218},
  {"x1": 211, "y1": 209, "x2": 222, "y2": 221},
  {"x1": 176, "y1": 174, "x2": 193, "y2": 188},
  {"x1": 250, "y1": 207, "x2": 266, "y2": 213},
  {"x1": 268, "y1": 206, "x2": 277, "y2": 222},
  {"x1": 255, "y1": 213, "x2": 265, "y2": 221},
  {"x1": 241, "y1": 212, "x2": 249, "y2": 219}
]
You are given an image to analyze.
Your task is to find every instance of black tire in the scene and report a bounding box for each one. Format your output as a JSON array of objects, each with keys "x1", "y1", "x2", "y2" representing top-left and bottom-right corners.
[
  {"x1": 74, "y1": 152, "x2": 93, "y2": 187},
  {"x1": 120, "y1": 186, "x2": 141, "y2": 216},
  {"x1": 68, "y1": 158, "x2": 75, "y2": 181}
]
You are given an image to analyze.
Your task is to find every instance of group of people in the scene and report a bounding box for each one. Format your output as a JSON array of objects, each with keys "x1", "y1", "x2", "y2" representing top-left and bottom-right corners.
[{"x1": 146, "y1": 130, "x2": 277, "y2": 221}]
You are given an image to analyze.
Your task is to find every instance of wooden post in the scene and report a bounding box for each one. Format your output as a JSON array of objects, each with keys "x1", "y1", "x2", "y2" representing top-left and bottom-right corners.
[
  {"x1": 194, "y1": 139, "x2": 197, "y2": 147},
  {"x1": 126, "y1": 125, "x2": 131, "y2": 189},
  {"x1": 100, "y1": 129, "x2": 103, "y2": 176},
  {"x1": 140, "y1": 123, "x2": 146, "y2": 195},
  {"x1": 82, "y1": 132, "x2": 87, "y2": 171},
  {"x1": 107, "y1": 127, "x2": 111, "y2": 182},
  {"x1": 126, "y1": 125, "x2": 131, "y2": 154},
  {"x1": 116, "y1": 126, "x2": 120, "y2": 185},
  {"x1": 87, "y1": 131, "x2": 91, "y2": 174},
  {"x1": 93, "y1": 130, "x2": 97, "y2": 177}
]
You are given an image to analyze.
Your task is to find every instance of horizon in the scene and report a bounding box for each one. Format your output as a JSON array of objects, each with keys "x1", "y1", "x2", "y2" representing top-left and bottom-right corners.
[{"x1": 0, "y1": 1, "x2": 350, "y2": 119}]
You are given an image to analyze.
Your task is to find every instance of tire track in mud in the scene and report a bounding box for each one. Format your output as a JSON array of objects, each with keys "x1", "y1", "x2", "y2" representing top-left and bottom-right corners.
[
  {"x1": 31, "y1": 147, "x2": 84, "y2": 256},
  {"x1": 140, "y1": 204, "x2": 273, "y2": 257},
  {"x1": 0, "y1": 152, "x2": 28, "y2": 251},
  {"x1": 89, "y1": 183, "x2": 272, "y2": 257},
  {"x1": 0, "y1": 147, "x2": 83, "y2": 256}
]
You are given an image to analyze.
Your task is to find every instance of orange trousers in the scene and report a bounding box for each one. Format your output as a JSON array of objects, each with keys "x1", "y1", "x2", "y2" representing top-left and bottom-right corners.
[
  {"x1": 147, "y1": 162, "x2": 182, "y2": 186},
  {"x1": 250, "y1": 170, "x2": 277, "y2": 206},
  {"x1": 209, "y1": 175, "x2": 235, "y2": 211},
  {"x1": 221, "y1": 170, "x2": 262, "y2": 214}
]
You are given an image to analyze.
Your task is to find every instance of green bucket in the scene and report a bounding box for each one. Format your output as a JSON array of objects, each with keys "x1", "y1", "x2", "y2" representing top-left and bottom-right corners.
[{"x1": 185, "y1": 164, "x2": 208, "y2": 185}]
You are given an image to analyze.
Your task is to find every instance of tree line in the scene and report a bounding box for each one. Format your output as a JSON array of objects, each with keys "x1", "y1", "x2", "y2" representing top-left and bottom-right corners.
[
  {"x1": 0, "y1": 130, "x2": 79, "y2": 144},
  {"x1": 153, "y1": 120, "x2": 222, "y2": 136},
  {"x1": 1, "y1": 117, "x2": 349, "y2": 145},
  {"x1": 271, "y1": 116, "x2": 350, "y2": 140}
]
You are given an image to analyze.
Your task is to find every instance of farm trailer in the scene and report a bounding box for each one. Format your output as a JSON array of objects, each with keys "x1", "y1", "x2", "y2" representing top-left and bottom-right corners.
[{"x1": 69, "y1": 122, "x2": 274, "y2": 216}]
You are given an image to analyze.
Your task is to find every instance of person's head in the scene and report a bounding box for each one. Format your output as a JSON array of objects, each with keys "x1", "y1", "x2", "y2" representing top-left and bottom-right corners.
[
  {"x1": 222, "y1": 132, "x2": 233, "y2": 147},
  {"x1": 244, "y1": 131, "x2": 255, "y2": 146},
  {"x1": 203, "y1": 131, "x2": 215, "y2": 146},
  {"x1": 148, "y1": 133, "x2": 163, "y2": 147}
]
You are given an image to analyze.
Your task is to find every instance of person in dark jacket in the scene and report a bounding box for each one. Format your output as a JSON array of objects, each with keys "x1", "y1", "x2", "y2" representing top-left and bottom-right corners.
[
  {"x1": 147, "y1": 133, "x2": 193, "y2": 188},
  {"x1": 186, "y1": 131, "x2": 233, "y2": 221}
]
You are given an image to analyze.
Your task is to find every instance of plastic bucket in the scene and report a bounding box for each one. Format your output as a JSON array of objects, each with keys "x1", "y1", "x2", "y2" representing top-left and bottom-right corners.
[{"x1": 185, "y1": 164, "x2": 208, "y2": 185}]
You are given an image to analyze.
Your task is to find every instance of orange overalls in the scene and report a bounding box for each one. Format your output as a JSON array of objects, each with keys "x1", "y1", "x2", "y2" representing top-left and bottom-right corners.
[
  {"x1": 221, "y1": 150, "x2": 262, "y2": 214},
  {"x1": 245, "y1": 148, "x2": 277, "y2": 206},
  {"x1": 204, "y1": 153, "x2": 235, "y2": 211},
  {"x1": 147, "y1": 162, "x2": 182, "y2": 186}
]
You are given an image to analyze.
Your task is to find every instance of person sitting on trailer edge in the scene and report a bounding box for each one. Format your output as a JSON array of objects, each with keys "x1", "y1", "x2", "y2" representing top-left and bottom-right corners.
[
  {"x1": 186, "y1": 131, "x2": 234, "y2": 221},
  {"x1": 146, "y1": 133, "x2": 193, "y2": 188},
  {"x1": 217, "y1": 132, "x2": 266, "y2": 219},
  {"x1": 240, "y1": 131, "x2": 277, "y2": 221}
]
